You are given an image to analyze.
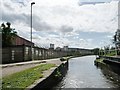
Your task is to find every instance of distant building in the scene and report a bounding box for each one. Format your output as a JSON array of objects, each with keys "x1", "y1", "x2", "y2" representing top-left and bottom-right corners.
[
  {"x1": 63, "y1": 46, "x2": 68, "y2": 51},
  {"x1": 68, "y1": 48, "x2": 79, "y2": 52},
  {"x1": 12, "y1": 35, "x2": 34, "y2": 46},
  {"x1": 68, "y1": 48, "x2": 93, "y2": 55},
  {"x1": 49, "y1": 44, "x2": 54, "y2": 50}
]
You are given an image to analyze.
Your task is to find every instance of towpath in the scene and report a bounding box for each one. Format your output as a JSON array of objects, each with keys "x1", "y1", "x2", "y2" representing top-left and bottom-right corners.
[{"x1": 2, "y1": 58, "x2": 62, "y2": 77}]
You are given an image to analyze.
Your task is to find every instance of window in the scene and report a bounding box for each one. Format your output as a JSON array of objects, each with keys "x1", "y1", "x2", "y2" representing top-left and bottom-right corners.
[
  {"x1": 25, "y1": 47, "x2": 29, "y2": 55},
  {"x1": 12, "y1": 50, "x2": 15, "y2": 60}
]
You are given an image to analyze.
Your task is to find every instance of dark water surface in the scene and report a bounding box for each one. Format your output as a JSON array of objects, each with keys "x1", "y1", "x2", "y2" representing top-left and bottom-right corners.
[{"x1": 54, "y1": 56, "x2": 119, "y2": 88}]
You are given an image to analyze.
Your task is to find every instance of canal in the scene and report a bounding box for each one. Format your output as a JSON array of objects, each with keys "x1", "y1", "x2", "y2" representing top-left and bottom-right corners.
[{"x1": 53, "y1": 56, "x2": 119, "y2": 88}]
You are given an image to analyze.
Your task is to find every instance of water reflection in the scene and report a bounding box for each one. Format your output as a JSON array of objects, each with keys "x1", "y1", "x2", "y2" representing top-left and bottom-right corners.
[{"x1": 54, "y1": 56, "x2": 119, "y2": 88}]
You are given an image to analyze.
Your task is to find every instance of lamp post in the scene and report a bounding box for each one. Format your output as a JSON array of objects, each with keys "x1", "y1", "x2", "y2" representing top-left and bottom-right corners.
[
  {"x1": 31, "y1": 2, "x2": 35, "y2": 60},
  {"x1": 31, "y1": 2, "x2": 35, "y2": 42}
]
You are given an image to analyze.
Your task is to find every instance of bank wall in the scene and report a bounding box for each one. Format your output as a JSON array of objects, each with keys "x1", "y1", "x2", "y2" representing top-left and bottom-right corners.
[
  {"x1": 94, "y1": 57, "x2": 120, "y2": 87},
  {"x1": 29, "y1": 60, "x2": 68, "y2": 90}
]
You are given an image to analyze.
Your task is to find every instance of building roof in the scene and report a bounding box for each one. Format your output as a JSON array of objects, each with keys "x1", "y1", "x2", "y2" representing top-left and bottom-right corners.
[{"x1": 16, "y1": 35, "x2": 34, "y2": 44}]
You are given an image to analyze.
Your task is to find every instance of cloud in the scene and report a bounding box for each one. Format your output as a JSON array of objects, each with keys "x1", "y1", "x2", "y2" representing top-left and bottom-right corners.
[
  {"x1": 1, "y1": 0, "x2": 118, "y2": 49},
  {"x1": 59, "y1": 25, "x2": 73, "y2": 33},
  {"x1": 2, "y1": 10, "x2": 52, "y2": 32},
  {"x1": 79, "y1": 2, "x2": 107, "y2": 6},
  {"x1": 34, "y1": 0, "x2": 118, "y2": 33}
]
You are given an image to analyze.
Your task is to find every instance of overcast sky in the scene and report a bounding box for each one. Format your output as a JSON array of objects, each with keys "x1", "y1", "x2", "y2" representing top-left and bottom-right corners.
[{"x1": 1, "y1": 0, "x2": 119, "y2": 49}]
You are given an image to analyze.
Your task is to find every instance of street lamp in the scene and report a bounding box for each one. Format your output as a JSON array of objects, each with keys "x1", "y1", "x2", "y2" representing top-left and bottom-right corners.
[
  {"x1": 31, "y1": 2, "x2": 35, "y2": 43},
  {"x1": 31, "y1": 2, "x2": 35, "y2": 60}
]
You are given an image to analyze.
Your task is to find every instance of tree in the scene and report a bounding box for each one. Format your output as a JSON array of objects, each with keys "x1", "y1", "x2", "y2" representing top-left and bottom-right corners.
[
  {"x1": 113, "y1": 29, "x2": 120, "y2": 44},
  {"x1": 1, "y1": 22, "x2": 17, "y2": 47},
  {"x1": 113, "y1": 32, "x2": 117, "y2": 44},
  {"x1": 93, "y1": 48, "x2": 99, "y2": 55},
  {"x1": 113, "y1": 29, "x2": 120, "y2": 55}
]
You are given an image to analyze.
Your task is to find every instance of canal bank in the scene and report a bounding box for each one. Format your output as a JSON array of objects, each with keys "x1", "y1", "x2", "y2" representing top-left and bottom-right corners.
[
  {"x1": 2, "y1": 57, "x2": 70, "y2": 89},
  {"x1": 94, "y1": 56, "x2": 120, "y2": 87},
  {"x1": 29, "y1": 60, "x2": 68, "y2": 90}
]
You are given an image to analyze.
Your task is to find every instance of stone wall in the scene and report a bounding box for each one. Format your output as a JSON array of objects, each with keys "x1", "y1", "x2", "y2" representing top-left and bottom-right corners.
[
  {"x1": 94, "y1": 58, "x2": 120, "y2": 86},
  {"x1": 31, "y1": 60, "x2": 68, "y2": 89}
]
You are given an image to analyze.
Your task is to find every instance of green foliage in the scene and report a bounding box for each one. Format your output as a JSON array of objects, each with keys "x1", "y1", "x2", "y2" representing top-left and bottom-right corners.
[
  {"x1": 95, "y1": 58, "x2": 103, "y2": 62},
  {"x1": 113, "y1": 29, "x2": 120, "y2": 55},
  {"x1": 2, "y1": 64, "x2": 56, "y2": 89},
  {"x1": 1, "y1": 22, "x2": 17, "y2": 47},
  {"x1": 113, "y1": 32, "x2": 117, "y2": 44},
  {"x1": 60, "y1": 57, "x2": 71, "y2": 61},
  {"x1": 95, "y1": 58, "x2": 105, "y2": 64},
  {"x1": 55, "y1": 69, "x2": 62, "y2": 78},
  {"x1": 93, "y1": 48, "x2": 99, "y2": 55},
  {"x1": 106, "y1": 53, "x2": 116, "y2": 56}
]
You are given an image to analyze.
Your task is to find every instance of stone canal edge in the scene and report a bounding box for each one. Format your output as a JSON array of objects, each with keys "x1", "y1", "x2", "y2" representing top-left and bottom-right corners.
[{"x1": 28, "y1": 60, "x2": 68, "y2": 89}]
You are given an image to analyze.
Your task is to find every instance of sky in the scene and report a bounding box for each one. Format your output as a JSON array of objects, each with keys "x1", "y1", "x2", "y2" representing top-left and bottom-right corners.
[{"x1": 0, "y1": 0, "x2": 119, "y2": 49}]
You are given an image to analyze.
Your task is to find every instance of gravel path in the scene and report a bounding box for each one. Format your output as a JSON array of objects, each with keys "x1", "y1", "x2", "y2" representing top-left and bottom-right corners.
[{"x1": 2, "y1": 58, "x2": 61, "y2": 77}]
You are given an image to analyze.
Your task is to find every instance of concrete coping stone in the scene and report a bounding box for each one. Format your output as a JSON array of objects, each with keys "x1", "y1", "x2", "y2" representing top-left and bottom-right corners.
[
  {"x1": 1, "y1": 58, "x2": 61, "y2": 68},
  {"x1": 104, "y1": 59, "x2": 120, "y2": 64},
  {"x1": 1, "y1": 60, "x2": 46, "y2": 68}
]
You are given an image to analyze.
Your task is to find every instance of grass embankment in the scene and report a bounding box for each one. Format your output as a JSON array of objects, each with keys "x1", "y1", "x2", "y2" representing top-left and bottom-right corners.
[
  {"x1": 95, "y1": 58, "x2": 106, "y2": 65},
  {"x1": 95, "y1": 58, "x2": 103, "y2": 62},
  {"x1": 106, "y1": 53, "x2": 116, "y2": 56},
  {"x1": 2, "y1": 64, "x2": 56, "y2": 89},
  {"x1": 100, "y1": 51, "x2": 116, "y2": 57}
]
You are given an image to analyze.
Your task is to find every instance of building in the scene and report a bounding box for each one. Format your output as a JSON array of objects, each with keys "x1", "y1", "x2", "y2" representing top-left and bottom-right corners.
[
  {"x1": 63, "y1": 46, "x2": 68, "y2": 51},
  {"x1": 68, "y1": 48, "x2": 93, "y2": 55},
  {"x1": 49, "y1": 44, "x2": 54, "y2": 50},
  {"x1": 12, "y1": 35, "x2": 34, "y2": 46}
]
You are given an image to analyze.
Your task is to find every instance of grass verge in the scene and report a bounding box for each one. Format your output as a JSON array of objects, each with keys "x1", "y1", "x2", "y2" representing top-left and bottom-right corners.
[
  {"x1": 2, "y1": 64, "x2": 56, "y2": 89},
  {"x1": 95, "y1": 58, "x2": 105, "y2": 64},
  {"x1": 95, "y1": 58, "x2": 103, "y2": 62}
]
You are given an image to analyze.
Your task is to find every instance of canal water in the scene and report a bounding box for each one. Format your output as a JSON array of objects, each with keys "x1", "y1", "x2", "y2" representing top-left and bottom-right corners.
[{"x1": 54, "y1": 56, "x2": 119, "y2": 88}]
